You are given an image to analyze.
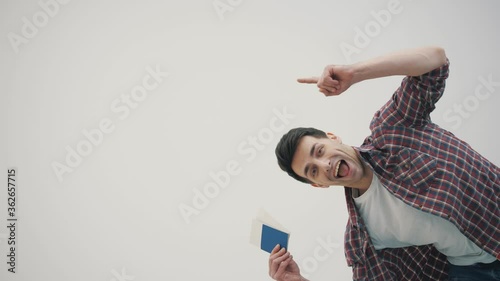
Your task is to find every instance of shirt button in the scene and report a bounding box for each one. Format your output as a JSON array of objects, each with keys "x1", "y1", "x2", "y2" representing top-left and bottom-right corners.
[{"x1": 404, "y1": 164, "x2": 410, "y2": 169}]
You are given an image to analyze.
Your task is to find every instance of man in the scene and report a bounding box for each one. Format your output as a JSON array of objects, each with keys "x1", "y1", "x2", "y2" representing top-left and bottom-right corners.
[{"x1": 269, "y1": 46, "x2": 499, "y2": 281}]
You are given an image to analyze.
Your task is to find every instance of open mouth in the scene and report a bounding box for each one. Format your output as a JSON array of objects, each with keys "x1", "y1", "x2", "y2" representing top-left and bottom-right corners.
[{"x1": 334, "y1": 160, "x2": 349, "y2": 179}]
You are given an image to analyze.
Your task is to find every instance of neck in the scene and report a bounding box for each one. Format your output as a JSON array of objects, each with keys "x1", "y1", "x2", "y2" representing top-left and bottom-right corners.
[
  {"x1": 355, "y1": 165, "x2": 373, "y2": 193},
  {"x1": 350, "y1": 148, "x2": 374, "y2": 192}
]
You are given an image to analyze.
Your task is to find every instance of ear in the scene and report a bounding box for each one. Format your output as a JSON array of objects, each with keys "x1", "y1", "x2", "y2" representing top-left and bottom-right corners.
[{"x1": 326, "y1": 132, "x2": 342, "y2": 144}]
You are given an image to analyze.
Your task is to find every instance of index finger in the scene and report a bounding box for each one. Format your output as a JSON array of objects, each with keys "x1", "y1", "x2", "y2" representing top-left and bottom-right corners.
[
  {"x1": 269, "y1": 245, "x2": 286, "y2": 269},
  {"x1": 270, "y1": 244, "x2": 281, "y2": 254},
  {"x1": 297, "y1": 77, "x2": 319, "y2": 84}
]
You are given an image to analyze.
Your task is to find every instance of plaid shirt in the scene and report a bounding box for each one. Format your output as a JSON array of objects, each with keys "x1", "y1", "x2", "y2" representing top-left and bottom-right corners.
[{"x1": 344, "y1": 59, "x2": 500, "y2": 280}]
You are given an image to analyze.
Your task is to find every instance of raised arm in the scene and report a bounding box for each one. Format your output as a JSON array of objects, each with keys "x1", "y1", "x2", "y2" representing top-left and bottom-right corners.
[
  {"x1": 299, "y1": 46, "x2": 447, "y2": 96},
  {"x1": 351, "y1": 46, "x2": 447, "y2": 81}
]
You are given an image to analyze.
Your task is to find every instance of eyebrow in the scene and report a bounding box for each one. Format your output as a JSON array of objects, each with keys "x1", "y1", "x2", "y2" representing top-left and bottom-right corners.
[
  {"x1": 309, "y1": 143, "x2": 317, "y2": 157},
  {"x1": 303, "y1": 143, "x2": 317, "y2": 177}
]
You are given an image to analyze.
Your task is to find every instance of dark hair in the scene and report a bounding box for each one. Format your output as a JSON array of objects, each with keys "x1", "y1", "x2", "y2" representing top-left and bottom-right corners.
[{"x1": 275, "y1": 127, "x2": 327, "y2": 183}]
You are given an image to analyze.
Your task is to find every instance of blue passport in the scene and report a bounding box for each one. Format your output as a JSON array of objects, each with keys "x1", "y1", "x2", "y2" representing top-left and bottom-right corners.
[
  {"x1": 250, "y1": 209, "x2": 290, "y2": 253},
  {"x1": 261, "y1": 224, "x2": 289, "y2": 253}
]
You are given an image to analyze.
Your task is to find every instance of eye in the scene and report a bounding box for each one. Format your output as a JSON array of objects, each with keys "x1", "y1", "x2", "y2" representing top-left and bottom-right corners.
[
  {"x1": 311, "y1": 167, "x2": 317, "y2": 177},
  {"x1": 318, "y1": 146, "x2": 324, "y2": 156}
]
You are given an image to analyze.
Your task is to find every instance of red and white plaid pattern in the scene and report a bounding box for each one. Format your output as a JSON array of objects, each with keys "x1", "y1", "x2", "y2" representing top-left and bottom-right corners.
[{"x1": 343, "y1": 60, "x2": 500, "y2": 280}]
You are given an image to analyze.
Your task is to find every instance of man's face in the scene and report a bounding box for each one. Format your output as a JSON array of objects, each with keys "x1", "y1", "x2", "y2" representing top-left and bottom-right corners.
[{"x1": 291, "y1": 133, "x2": 371, "y2": 188}]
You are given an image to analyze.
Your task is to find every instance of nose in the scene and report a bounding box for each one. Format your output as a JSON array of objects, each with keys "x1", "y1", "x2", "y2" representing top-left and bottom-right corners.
[{"x1": 315, "y1": 158, "x2": 331, "y2": 173}]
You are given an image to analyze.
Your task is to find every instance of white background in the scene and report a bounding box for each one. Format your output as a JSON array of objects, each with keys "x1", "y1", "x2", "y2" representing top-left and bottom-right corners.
[{"x1": 1, "y1": 0, "x2": 499, "y2": 280}]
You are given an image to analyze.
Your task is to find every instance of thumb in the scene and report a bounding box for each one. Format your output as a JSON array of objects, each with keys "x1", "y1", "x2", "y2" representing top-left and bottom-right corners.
[{"x1": 297, "y1": 77, "x2": 319, "y2": 84}]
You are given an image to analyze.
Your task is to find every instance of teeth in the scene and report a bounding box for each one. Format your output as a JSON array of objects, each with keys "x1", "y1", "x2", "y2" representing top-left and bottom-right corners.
[{"x1": 335, "y1": 161, "x2": 341, "y2": 177}]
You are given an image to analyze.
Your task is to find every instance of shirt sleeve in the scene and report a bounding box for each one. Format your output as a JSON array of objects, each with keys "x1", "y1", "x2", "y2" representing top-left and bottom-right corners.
[{"x1": 388, "y1": 59, "x2": 450, "y2": 127}]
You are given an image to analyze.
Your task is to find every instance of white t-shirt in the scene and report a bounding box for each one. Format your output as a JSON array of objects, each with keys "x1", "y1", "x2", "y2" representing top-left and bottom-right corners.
[{"x1": 353, "y1": 174, "x2": 496, "y2": 266}]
